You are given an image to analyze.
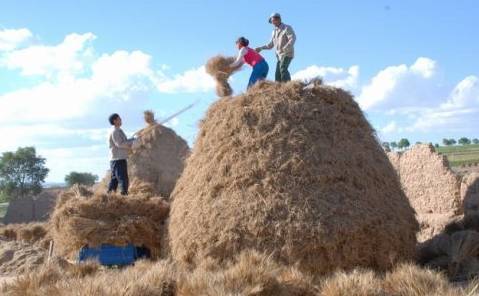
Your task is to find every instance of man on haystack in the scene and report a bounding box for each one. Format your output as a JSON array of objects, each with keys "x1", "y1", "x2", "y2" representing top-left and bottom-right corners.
[
  {"x1": 107, "y1": 113, "x2": 134, "y2": 195},
  {"x1": 256, "y1": 13, "x2": 296, "y2": 83}
]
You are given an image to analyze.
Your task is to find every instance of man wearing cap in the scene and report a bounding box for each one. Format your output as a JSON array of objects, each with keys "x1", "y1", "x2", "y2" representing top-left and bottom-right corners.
[{"x1": 256, "y1": 13, "x2": 296, "y2": 83}]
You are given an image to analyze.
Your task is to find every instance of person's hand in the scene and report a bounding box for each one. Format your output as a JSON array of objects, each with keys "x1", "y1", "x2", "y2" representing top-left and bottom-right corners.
[{"x1": 255, "y1": 47, "x2": 262, "y2": 53}]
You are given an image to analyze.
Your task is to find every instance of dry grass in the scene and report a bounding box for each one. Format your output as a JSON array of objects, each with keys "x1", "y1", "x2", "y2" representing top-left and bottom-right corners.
[
  {"x1": 205, "y1": 55, "x2": 241, "y2": 97},
  {"x1": 49, "y1": 185, "x2": 169, "y2": 259},
  {"x1": 4, "y1": 251, "x2": 478, "y2": 296},
  {"x1": 169, "y1": 80, "x2": 418, "y2": 275}
]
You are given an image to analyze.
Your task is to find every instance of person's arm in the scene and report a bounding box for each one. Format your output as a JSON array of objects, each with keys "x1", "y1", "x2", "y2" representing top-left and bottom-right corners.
[
  {"x1": 284, "y1": 25, "x2": 296, "y2": 49},
  {"x1": 230, "y1": 47, "x2": 247, "y2": 68},
  {"x1": 112, "y1": 129, "x2": 132, "y2": 149},
  {"x1": 256, "y1": 32, "x2": 274, "y2": 52}
]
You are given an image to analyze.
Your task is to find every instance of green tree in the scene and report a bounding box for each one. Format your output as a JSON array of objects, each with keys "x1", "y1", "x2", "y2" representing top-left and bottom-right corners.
[
  {"x1": 65, "y1": 172, "x2": 99, "y2": 187},
  {"x1": 458, "y1": 137, "x2": 471, "y2": 145},
  {"x1": 0, "y1": 147, "x2": 49, "y2": 200},
  {"x1": 434, "y1": 143, "x2": 440, "y2": 148},
  {"x1": 473, "y1": 138, "x2": 479, "y2": 145},
  {"x1": 398, "y1": 138, "x2": 410, "y2": 150},
  {"x1": 449, "y1": 139, "x2": 457, "y2": 145},
  {"x1": 390, "y1": 141, "x2": 398, "y2": 150},
  {"x1": 382, "y1": 142, "x2": 391, "y2": 152},
  {"x1": 442, "y1": 138, "x2": 451, "y2": 146}
]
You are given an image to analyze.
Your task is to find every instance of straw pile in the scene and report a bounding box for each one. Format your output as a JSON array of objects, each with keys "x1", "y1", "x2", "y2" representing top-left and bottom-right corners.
[
  {"x1": 461, "y1": 172, "x2": 479, "y2": 216},
  {"x1": 49, "y1": 183, "x2": 169, "y2": 259},
  {"x1": 169, "y1": 81, "x2": 419, "y2": 275},
  {"x1": 0, "y1": 222, "x2": 48, "y2": 246},
  {"x1": 418, "y1": 214, "x2": 479, "y2": 281},
  {"x1": 0, "y1": 237, "x2": 46, "y2": 276},
  {"x1": 129, "y1": 123, "x2": 189, "y2": 197},
  {"x1": 387, "y1": 144, "x2": 463, "y2": 241},
  {"x1": 205, "y1": 55, "x2": 241, "y2": 97},
  {"x1": 3, "y1": 250, "x2": 477, "y2": 296}
]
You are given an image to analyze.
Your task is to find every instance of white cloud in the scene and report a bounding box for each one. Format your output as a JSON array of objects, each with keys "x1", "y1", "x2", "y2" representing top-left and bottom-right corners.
[
  {"x1": 357, "y1": 57, "x2": 439, "y2": 110},
  {"x1": 407, "y1": 75, "x2": 479, "y2": 132},
  {"x1": 441, "y1": 76, "x2": 479, "y2": 109},
  {"x1": 2, "y1": 33, "x2": 96, "y2": 78},
  {"x1": 0, "y1": 28, "x2": 32, "y2": 51},
  {"x1": 381, "y1": 121, "x2": 399, "y2": 134},
  {"x1": 154, "y1": 65, "x2": 215, "y2": 93},
  {"x1": 292, "y1": 65, "x2": 359, "y2": 89}
]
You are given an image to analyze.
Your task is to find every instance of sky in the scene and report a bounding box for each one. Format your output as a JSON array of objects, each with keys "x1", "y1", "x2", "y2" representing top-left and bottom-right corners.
[{"x1": 1, "y1": 0, "x2": 478, "y2": 182}]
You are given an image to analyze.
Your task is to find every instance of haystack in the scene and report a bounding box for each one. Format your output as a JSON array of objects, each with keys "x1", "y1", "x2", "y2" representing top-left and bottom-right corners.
[
  {"x1": 461, "y1": 172, "x2": 479, "y2": 216},
  {"x1": 387, "y1": 144, "x2": 463, "y2": 241},
  {"x1": 205, "y1": 55, "x2": 241, "y2": 97},
  {"x1": 129, "y1": 123, "x2": 190, "y2": 197},
  {"x1": 3, "y1": 188, "x2": 61, "y2": 224},
  {"x1": 50, "y1": 184, "x2": 169, "y2": 259},
  {"x1": 169, "y1": 81, "x2": 419, "y2": 274}
]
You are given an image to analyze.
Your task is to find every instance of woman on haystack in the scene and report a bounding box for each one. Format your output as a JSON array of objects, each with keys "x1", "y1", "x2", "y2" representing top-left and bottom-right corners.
[{"x1": 229, "y1": 37, "x2": 269, "y2": 89}]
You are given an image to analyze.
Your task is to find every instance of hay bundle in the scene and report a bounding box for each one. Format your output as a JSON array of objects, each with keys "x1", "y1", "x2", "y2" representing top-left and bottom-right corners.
[
  {"x1": 50, "y1": 186, "x2": 169, "y2": 258},
  {"x1": 128, "y1": 124, "x2": 190, "y2": 198},
  {"x1": 0, "y1": 222, "x2": 48, "y2": 244},
  {"x1": 205, "y1": 55, "x2": 240, "y2": 97},
  {"x1": 388, "y1": 144, "x2": 463, "y2": 241},
  {"x1": 144, "y1": 110, "x2": 157, "y2": 126},
  {"x1": 169, "y1": 81, "x2": 419, "y2": 274}
]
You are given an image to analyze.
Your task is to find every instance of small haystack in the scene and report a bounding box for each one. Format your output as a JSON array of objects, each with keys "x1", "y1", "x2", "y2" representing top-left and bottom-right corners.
[
  {"x1": 205, "y1": 55, "x2": 241, "y2": 97},
  {"x1": 50, "y1": 184, "x2": 169, "y2": 259},
  {"x1": 387, "y1": 144, "x2": 463, "y2": 241},
  {"x1": 169, "y1": 81, "x2": 419, "y2": 274},
  {"x1": 0, "y1": 237, "x2": 46, "y2": 276},
  {"x1": 129, "y1": 122, "x2": 190, "y2": 198},
  {"x1": 3, "y1": 188, "x2": 60, "y2": 224}
]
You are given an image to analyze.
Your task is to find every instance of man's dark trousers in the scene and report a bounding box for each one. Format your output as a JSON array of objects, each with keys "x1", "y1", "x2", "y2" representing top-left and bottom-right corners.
[
  {"x1": 275, "y1": 56, "x2": 293, "y2": 82},
  {"x1": 107, "y1": 159, "x2": 129, "y2": 195}
]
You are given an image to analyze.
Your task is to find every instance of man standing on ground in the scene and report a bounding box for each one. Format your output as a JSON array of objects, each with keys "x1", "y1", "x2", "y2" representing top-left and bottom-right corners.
[
  {"x1": 107, "y1": 113, "x2": 134, "y2": 195},
  {"x1": 256, "y1": 13, "x2": 296, "y2": 82}
]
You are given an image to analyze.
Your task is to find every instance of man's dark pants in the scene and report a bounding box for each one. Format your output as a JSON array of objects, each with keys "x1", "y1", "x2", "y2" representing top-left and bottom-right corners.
[
  {"x1": 107, "y1": 159, "x2": 129, "y2": 195},
  {"x1": 275, "y1": 56, "x2": 293, "y2": 82}
]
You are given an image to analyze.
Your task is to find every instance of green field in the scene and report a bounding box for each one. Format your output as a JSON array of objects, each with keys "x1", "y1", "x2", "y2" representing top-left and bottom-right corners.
[{"x1": 436, "y1": 144, "x2": 479, "y2": 167}]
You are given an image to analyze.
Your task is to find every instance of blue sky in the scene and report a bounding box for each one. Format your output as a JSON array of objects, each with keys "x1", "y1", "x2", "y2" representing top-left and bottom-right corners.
[{"x1": 1, "y1": 0, "x2": 478, "y2": 182}]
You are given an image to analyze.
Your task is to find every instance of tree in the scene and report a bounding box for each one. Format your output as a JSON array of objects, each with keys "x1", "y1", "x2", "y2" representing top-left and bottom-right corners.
[
  {"x1": 473, "y1": 138, "x2": 479, "y2": 145},
  {"x1": 382, "y1": 142, "x2": 391, "y2": 152},
  {"x1": 398, "y1": 138, "x2": 410, "y2": 150},
  {"x1": 443, "y1": 138, "x2": 452, "y2": 146},
  {"x1": 449, "y1": 139, "x2": 457, "y2": 145},
  {"x1": 390, "y1": 141, "x2": 398, "y2": 151},
  {"x1": 0, "y1": 147, "x2": 49, "y2": 200},
  {"x1": 458, "y1": 137, "x2": 471, "y2": 145},
  {"x1": 65, "y1": 172, "x2": 99, "y2": 187},
  {"x1": 434, "y1": 143, "x2": 440, "y2": 148}
]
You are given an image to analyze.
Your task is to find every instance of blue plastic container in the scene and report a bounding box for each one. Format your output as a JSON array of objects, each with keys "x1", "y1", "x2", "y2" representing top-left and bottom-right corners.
[{"x1": 78, "y1": 244, "x2": 137, "y2": 266}]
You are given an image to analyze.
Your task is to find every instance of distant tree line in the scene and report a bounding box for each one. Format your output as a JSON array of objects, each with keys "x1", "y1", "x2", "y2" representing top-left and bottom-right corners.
[
  {"x1": 382, "y1": 137, "x2": 479, "y2": 152},
  {"x1": 443, "y1": 137, "x2": 479, "y2": 146},
  {"x1": 382, "y1": 138, "x2": 411, "y2": 151}
]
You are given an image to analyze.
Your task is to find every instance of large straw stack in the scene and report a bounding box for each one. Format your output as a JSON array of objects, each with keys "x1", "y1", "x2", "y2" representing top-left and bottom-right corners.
[{"x1": 169, "y1": 81, "x2": 419, "y2": 275}]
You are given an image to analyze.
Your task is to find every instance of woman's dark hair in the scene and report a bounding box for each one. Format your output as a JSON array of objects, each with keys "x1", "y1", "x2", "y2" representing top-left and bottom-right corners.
[
  {"x1": 236, "y1": 37, "x2": 249, "y2": 47},
  {"x1": 109, "y1": 113, "x2": 120, "y2": 125}
]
